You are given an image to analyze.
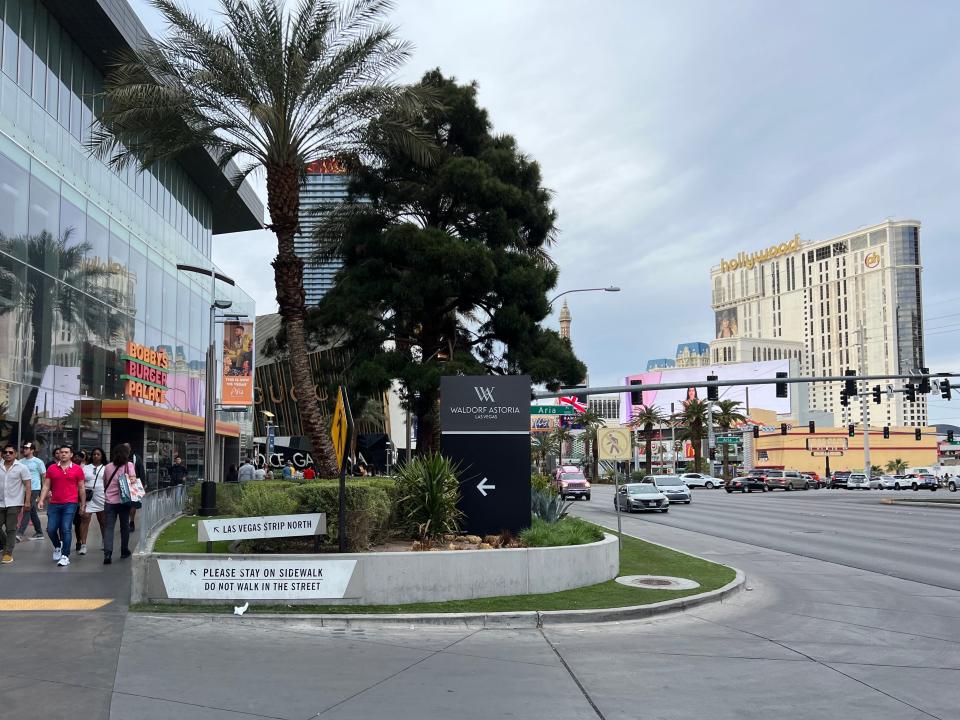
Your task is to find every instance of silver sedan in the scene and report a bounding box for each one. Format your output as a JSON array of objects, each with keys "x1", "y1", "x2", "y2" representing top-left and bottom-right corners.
[{"x1": 615, "y1": 483, "x2": 670, "y2": 513}]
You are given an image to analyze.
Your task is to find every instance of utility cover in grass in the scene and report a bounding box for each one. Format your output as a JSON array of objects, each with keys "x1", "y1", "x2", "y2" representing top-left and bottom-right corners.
[{"x1": 615, "y1": 575, "x2": 700, "y2": 591}]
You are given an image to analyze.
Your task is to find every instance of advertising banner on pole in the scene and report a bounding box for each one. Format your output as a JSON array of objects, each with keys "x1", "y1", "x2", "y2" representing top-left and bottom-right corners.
[{"x1": 221, "y1": 321, "x2": 254, "y2": 405}]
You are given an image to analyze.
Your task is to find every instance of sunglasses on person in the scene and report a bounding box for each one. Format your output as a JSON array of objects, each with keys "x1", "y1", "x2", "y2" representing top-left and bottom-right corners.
[{"x1": 2, "y1": 450, "x2": 15, "y2": 455}]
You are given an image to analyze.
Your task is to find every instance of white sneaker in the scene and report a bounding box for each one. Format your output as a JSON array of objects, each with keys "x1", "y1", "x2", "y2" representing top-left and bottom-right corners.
[
  {"x1": 78, "y1": 544, "x2": 87, "y2": 555},
  {"x1": 57, "y1": 555, "x2": 71, "y2": 567},
  {"x1": 52, "y1": 544, "x2": 62, "y2": 562}
]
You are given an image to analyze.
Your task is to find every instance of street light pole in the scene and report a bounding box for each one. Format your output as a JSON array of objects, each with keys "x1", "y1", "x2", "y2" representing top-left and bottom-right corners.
[{"x1": 547, "y1": 286, "x2": 620, "y2": 308}]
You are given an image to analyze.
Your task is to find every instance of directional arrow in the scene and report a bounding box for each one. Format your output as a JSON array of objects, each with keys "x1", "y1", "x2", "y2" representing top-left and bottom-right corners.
[
  {"x1": 189, "y1": 569, "x2": 197, "y2": 576},
  {"x1": 213, "y1": 526, "x2": 220, "y2": 533},
  {"x1": 477, "y1": 477, "x2": 496, "y2": 497}
]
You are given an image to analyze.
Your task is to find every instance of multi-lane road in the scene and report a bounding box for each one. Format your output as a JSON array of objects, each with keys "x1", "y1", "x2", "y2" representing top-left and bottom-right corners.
[{"x1": 576, "y1": 485, "x2": 960, "y2": 590}]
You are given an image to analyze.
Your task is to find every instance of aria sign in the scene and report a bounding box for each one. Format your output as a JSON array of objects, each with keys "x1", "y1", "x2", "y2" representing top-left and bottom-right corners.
[{"x1": 122, "y1": 342, "x2": 169, "y2": 404}]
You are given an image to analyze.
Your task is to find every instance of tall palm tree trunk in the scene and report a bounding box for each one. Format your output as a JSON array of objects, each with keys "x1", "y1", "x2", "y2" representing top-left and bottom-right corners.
[
  {"x1": 645, "y1": 433, "x2": 653, "y2": 476},
  {"x1": 267, "y1": 164, "x2": 338, "y2": 476}
]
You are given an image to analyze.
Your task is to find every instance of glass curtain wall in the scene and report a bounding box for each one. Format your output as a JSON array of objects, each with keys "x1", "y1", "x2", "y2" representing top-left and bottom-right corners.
[{"x1": 0, "y1": 0, "x2": 255, "y2": 461}]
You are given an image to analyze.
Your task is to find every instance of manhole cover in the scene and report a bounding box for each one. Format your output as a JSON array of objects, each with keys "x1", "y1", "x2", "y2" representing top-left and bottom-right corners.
[{"x1": 615, "y1": 575, "x2": 701, "y2": 591}]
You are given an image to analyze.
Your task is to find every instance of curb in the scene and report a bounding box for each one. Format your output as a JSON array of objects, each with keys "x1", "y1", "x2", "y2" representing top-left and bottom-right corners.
[
  {"x1": 135, "y1": 569, "x2": 745, "y2": 629},
  {"x1": 881, "y1": 498, "x2": 960, "y2": 509}
]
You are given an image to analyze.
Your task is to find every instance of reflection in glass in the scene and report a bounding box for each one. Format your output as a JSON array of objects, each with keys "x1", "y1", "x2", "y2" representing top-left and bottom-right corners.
[
  {"x1": 0, "y1": 380, "x2": 21, "y2": 448},
  {"x1": 0, "y1": 152, "x2": 29, "y2": 241},
  {"x1": 28, "y1": 173, "x2": 60, "y2": 275},
  {"x1": 0, "y1": 229, "x2": 126, "y2": 438}
]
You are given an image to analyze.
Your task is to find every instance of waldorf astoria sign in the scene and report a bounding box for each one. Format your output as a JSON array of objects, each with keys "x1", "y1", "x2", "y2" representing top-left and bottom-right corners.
[{"x1": 440, "y1": 375, "x2": 531, "y2": 535}]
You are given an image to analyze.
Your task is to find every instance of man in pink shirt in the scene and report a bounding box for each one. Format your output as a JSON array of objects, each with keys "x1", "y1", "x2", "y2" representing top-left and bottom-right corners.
[{"x1": 38, "y1": 445, "x2": 85, "y2": 567}]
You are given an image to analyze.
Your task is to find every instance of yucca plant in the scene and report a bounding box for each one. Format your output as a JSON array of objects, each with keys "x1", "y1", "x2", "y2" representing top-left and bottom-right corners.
[
  {"x1": 394, "y1": 454, "x2": 463, "y2": 539},
  {"x1": 530, "y1": 486, "x2": 571, "y2": 524}
]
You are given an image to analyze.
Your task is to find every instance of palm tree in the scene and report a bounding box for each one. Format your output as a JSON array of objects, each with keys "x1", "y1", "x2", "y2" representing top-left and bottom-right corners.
[
  {"x1": 0, "y1": 231, "x2": 124, "y2": 439},
  {"x1": 531, "y1": 433, "x2": 558, "y2": 474},
  {"x1": 551, "y1": 425, "x2": 573, "y2": 468},
  {"x1": 575, "y1": 409, "x2": 606, "y2": 480},
  {"x1": 713, "y1": 399, "x2": 746, "y2": 481},
  {"x1": 886, "y1": 458, "x2": 908, "y2": 474},
  {"x1": 676, "y1": 398, "x2": 710, "y2": 474},
  {"x1": 628, "y1": 404, "x2": 665, "y2": 477},
  {"x1": 90, "y1": 0, "x2": 426, "y2": 475}
]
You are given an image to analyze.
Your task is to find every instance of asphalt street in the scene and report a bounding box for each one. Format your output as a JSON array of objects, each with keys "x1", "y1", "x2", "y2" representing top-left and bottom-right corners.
[{"x1": 3, "y1": 488, "x2": 959, "y2": 719}]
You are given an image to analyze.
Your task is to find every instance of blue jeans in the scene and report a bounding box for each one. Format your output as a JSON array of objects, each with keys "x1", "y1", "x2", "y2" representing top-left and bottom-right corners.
[
  {"x1": 17, "y1": 490, "x2": 42, "y2": 534},
  {"x1": 46, "y1": 503, "x2": 78, "y2": 557}
]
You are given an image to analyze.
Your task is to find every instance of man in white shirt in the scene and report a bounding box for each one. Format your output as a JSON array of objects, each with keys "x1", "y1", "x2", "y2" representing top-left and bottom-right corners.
[
  {"x1": 1, "y1": 444, "x2": 32, "y2": 563},
  {"x1": 237, "y1": 457, "x2": 256, "y2": 482}
]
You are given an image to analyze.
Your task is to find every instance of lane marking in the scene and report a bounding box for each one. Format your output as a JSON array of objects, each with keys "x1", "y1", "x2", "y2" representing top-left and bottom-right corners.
[{"x1": 0, "y1": 599, "x2": 113, "y2": 611}]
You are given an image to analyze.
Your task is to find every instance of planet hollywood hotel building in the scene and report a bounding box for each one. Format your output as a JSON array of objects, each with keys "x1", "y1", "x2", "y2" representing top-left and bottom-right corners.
[
  {"x1": 709, "y1": 220, "x2": 926, "y2": 428},
  {"x1": 0, "y1": 0, "x2": 262, "y2": 486}
]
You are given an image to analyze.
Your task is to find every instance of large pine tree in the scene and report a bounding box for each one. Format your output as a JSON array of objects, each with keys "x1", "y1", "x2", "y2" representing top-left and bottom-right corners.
[{"x1": 314, "y1": 70, "x2": 586, "y2": 453}]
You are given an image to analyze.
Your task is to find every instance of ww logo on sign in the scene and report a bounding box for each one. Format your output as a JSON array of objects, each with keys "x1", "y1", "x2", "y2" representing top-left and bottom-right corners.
[{"x1": 474, "y1": 386, "x2": 496, "y2": 402}]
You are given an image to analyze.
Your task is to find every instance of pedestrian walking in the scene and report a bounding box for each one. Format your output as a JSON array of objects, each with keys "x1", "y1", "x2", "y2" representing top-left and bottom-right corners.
[
  {"x1": 302, "y1": 464, "x2": 316, "y2": 480},
  {"x1": 1, "y1": 444, "x2": 32, "y2": 564},
  {"x1": 169, "y1": 455, "x2": 188, "y2": 486},
  {"x1": 72, "y1": 450, "x2": 87, "y2": 551},
  {"x1": 122, "y1": 443, "x2": 146, "y2": 532},
  {"x1": 237, "y1": 457, "x2": 256, "y2": 482},
  {"x1": 16, "y1": 441, "x2": 46, "y2": 540},
  {"x1": 226, "y1": 464, "x2": 239, "y2": 483},
  {"x1": 102, "y1": 445, "x2": 137, "y2": 565},
  {"x1": 254, "y1": 463, "x2": 266, "y2": 480},
  {"x1": 37, "y1": 445, "x2": 86, "y2": 567},
  {"x1": 79, "y1": 447, "x2": 107, "y2": 556}
]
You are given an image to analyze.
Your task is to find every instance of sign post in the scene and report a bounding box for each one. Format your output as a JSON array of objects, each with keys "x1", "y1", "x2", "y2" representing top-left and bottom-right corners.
[
  {"x1": 598, "y1": 426, "x2": 632, "y2": 550},
  {"x1": 331, "y1": 386, "x2": 354, "y2": 553},
  {"x1": 440, "y1": 376, "x2": 531, "y2": 536}
]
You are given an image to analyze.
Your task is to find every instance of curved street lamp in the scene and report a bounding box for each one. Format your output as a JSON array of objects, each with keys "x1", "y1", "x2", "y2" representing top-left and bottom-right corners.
[{"x1": 548, "y1": 286, "x2": 620, "y2": 307}]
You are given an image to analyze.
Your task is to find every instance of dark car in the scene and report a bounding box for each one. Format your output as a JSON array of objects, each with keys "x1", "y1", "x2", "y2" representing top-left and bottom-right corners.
[
  {"x1": 725, "y1": 476, "x2": 768, "y2": 493},
  {"x1": 830, "y1": 471, "x2": 851, "y2": 489}
]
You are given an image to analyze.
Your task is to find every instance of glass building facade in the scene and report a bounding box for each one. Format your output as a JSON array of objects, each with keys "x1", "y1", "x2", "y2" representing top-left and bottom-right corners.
[
  {"x1": 295, "y1": 160, "x2": 351, "y2": 306},
  {"x1": 0, "y1": 0, "x2": 262, "y2": 485}
]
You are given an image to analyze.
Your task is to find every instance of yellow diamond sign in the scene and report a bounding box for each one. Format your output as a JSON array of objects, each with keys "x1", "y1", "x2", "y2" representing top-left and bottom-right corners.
[{"x1": 330, "y1": 386, "x2": 352, "y2": 471}]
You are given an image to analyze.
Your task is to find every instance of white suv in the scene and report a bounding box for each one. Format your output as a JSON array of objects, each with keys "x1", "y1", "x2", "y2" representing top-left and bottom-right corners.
[{"x1": 678, "y1": 472, "x2": 722, "y2": 489}]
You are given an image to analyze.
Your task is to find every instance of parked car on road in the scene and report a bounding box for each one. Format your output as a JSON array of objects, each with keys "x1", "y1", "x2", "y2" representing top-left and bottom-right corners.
[
  {"x1": 643, "y1": 475, "x2": 692, "y2": 504},
  {"x1": 948, "y1": 477, "x2": 958, "y2": 492},
  {"x1": 552, "y1": 466, "x2": 591, "y2": 500},
  {"x1": 847, "y1": 473, "x2": 871, "y2": 489},
  {"x1": 800, "y1": 472, "x2": 822, "y2": 489},
  {"x1": 725, "y1": 476, "x2": 768, "y2": 493},
  {"x1": 615, "y1": 483, "x2": 670, "y2": 513},
  {"x1": 678, "y1": 472, "x2": 723, "y2": 489},
  {"x1": 909, "y1": 474, "x2": 938, "y2": 491},
  {"x1": 764, "y1": 470, "x2": 809, "y2": 491},
  {"x1": 877, "y1": 475, "x2": 899, "y2": 490},
  {"x1": 829, "y1": 471, "x2": 851, "y2": 489}
]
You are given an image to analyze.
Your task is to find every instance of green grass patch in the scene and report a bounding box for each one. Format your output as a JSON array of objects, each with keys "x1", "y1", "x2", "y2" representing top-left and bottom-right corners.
[
  {"x1": 520, "y1": 517, "x2": 603, "y2": 546},
  {"x1": 153, "y1": 515, "x2": 231, "y2": 554},
  {"x1": 134, "y1": 524, "x2": 736, "y2": 614}
]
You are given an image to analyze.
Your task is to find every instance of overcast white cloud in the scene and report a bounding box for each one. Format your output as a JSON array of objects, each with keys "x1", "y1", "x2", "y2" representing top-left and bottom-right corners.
[{"x1": 131, "y1": 0, "x2": 960, "y2": 424}]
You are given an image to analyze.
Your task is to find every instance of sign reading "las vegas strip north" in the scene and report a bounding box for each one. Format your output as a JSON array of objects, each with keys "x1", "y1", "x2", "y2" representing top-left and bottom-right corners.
[{"x1": 122, "y1": 342, "x2": 169, "y2": 404}]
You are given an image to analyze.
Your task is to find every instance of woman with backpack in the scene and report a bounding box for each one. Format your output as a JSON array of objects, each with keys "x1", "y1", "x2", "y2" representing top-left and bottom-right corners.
[
  {"x1": 78, "y1": 447, "x2": 107, "y2": 555},
  {"x1": 102, "y1": 445, "x2": 138, "y2": 564}
]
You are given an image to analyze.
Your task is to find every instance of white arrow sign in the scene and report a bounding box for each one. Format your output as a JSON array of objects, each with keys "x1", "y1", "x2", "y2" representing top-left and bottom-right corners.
[{"x1": 477, "y1": 477, "x2": 496, "y2": 496}]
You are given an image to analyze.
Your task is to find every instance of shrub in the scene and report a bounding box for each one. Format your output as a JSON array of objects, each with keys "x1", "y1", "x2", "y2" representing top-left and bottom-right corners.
[
  {"x1": 520, "y1": 517, "x2": 604, "y2": 547},
  {"x1": 630, "y1": 470, "x2": 647, "y2": 483},
  {"x1": 531, "y1": 473, "x2": 553, "y2": 494},
  {"x1": 186, "y1": 482, "x2": 244, "y2": 516},
  {"x1": 291, "y1": 480, "x2": 392, "y2": 551},
  {"x1": 393, "y1": 453, "x2": 463, "y2": 539},
  {"x1": 531, "y1": 486, "x2": 571, "y2": 523},
  {"x1": 235, "y1": 483, "x2": 298, "y2": 517}
]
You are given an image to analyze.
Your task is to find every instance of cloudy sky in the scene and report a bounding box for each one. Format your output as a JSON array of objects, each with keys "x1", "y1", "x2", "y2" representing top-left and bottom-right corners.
[{"x1": 131, "y1": 0, "x2": 960, "y2": 424}]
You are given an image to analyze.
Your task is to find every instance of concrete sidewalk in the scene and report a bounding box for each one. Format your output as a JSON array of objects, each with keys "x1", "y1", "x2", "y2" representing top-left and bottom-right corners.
[{"x1": 0, "y1": 517, "x2": 134, "y2": 720}]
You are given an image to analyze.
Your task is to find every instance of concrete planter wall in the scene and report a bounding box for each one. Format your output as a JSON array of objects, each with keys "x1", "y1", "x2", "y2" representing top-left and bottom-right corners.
[{"x1": 132, "y1": 533, "x2": 619, "y2": 605}]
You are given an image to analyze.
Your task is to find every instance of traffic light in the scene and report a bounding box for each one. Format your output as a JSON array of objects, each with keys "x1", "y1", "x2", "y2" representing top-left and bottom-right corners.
[
  {"x1": 844, "y1": 369, "x2": 857, "y2": 397},
  {"x1": 948, "y1": 430, "x2": 955, "y2": 443},
  {"x1": 808, "y1": 420, "x2": 815, "y2": 434},
  {"x1": 915, "y1": 427, "x2": 922, "y2": 441},
  {"x1": 872, "y1": 385, "x2": 882, "y2": 404},
  {"x1": 775, "y1": 371, "x2": 788, "y2": 398},
  {"x1": 840, "y1": 392, "x2": 849, "y2": 407},
  {"x1": 904, "y1": 383, "x2": 917, "y2": 402},
  {"x1": 883, "y1": 426, "x2": 890, "y2": 439},
  {"x1": 919, "y1": 368, "x2": 931, "y2": 395},
  {"x1": 848, "y1": 424, "x2": 855, "y2": 437},
  {"x1": 753, "y1": 425, "x2": 760, "y2": 439},
  {"x1": 941, "y1": 380, "x2": 952, "y2": 401},
  {"x1": 707, "y1": 375, "x2": 718, "y2": 401},
  {"x1": 629, "y1": 379, "x2": 642, "y2": 406},
  {"x1": 781, "y1": 423, "x2": 788, "y2": 435}
]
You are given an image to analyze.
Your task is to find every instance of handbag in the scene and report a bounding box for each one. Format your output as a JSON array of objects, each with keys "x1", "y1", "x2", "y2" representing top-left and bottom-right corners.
[{"x1": 107, "y1": 464, "x2": 142, "y2": 508}]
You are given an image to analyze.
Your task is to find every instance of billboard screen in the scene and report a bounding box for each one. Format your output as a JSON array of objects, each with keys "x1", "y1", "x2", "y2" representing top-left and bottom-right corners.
[
  {"x1": 622, "y1": 359, "x2": 791, "y2": 423},
  {"x1": 221, "y1": 321, "x2": 254, "y2": 405},
  {"x1": 715, "y1": 308, "x2": 739, "y2": 338}
]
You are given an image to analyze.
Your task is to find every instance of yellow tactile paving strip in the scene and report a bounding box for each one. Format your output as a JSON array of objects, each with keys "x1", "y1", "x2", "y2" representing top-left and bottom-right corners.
[{"x1": 0, "y1": 599, "x2": 113, "y2": 611}]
